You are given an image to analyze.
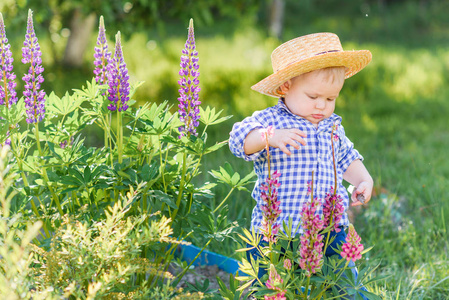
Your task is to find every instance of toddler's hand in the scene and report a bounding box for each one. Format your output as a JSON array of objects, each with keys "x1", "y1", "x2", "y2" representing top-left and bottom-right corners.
[
  {"x1": 269, "y1": 128, "x2": 307, "y2": 155},
  {"x1": 350, "y1": 181, "x2": 373, "y2": 206}
]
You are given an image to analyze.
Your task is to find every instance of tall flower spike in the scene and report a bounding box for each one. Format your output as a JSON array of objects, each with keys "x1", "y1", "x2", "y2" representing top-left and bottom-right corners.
[
  {"x1": 0, "y1": 13, "x2": 17, "y2": 108},
  {"x1": 340, "y1": 224, "x2": 364, "y2": 262},
  {"x1": 178, "y1": 18, "x2": 201, "y2": 138},
  {"x1": 265, "y1": 264, "x2": 286, "y2": 300},
  {"x1": 260, "y1": 170, "x2": 282, "y2": 243},
  {"x1": 299, "y1": 196, "x2": 324, "y2": 277},
  {"x1": 22, "y1": 9, "x2": 45, "y2": 123},
  {"x1": 93, "y1": 16, "x2": 111, "y2": 87},
  {"x1": 323, "y1": 187, "x2": 345, "y2": 232},
  {"x1": 107, "y1": 31, "x2": 130, "y2": 112}
]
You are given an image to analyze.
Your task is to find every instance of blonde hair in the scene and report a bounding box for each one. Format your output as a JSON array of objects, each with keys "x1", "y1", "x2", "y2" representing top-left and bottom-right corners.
[
  {"x1": 309, "y1": 66, "x2": 346, "y2": 84},
  {"x1": 277, "y1": 66, "x2": 346, "y2": 95}
]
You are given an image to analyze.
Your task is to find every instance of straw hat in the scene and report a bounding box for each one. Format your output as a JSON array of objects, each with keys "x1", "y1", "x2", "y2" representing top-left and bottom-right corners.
[{"x1": 251, "y1": 32, "x2": 372, "y2": 98}]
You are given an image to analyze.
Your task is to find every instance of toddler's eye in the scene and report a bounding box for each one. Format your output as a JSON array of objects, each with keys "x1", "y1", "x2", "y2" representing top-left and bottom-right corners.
[
  {"x1": 308, "y1": 95, "x2": 317, "y2": 100},
  {"x1": 327, "y1": 98, "x2": 335, "y2": 102}
]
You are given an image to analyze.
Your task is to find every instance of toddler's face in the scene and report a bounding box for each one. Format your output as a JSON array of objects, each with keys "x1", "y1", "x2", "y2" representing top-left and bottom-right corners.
[{"x1": 281, "y1": 70, "x2": 344, "y2": 127}]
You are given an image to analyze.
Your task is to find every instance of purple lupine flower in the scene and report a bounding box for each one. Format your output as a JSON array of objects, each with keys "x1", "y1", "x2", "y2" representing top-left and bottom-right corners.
[
  {"x1": 93, "y1": 16, "x2": 111, "y2": 87},
  {"x1": 0, "y1": 13, "x2": 17, "y2": 108},
  {"x1": 1, "y1": 130, "x2": 11, "y2": 147},
  {"x1": 22, "y1": 9, "x2": 45, "y2": 124},
  {"x1": 107, "y1": 31, "x2": 130, "y2": 112},
  {"x1": 323, "y1": 186, "x2": 345, "y2": 232},
  {"x1": 178, "y1": 18, "x2": 201, "y2": 138},
  {"x1": 299, "y1": 191, "x2": 324, "y2": 277},
  {"x1": 260, "y1": 170, "x2": 282, "y2": 243},
  {"x1": 60, "y1": 140, "x2": 68, "y2": 149},
  {"x1": 341, "y1": 224, "x2": 364, "y2": 262}
]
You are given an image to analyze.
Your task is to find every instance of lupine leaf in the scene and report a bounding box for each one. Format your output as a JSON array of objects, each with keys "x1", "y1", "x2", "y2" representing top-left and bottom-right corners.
[
  {"x1": 230, "y1": 172, "x2": 240, "y2": 186},
  {"x1": 147, "y1": 190, "x2": 177, "y2": 209},
  {"x1": 199, "y1": 106, "x2": 232, "y2": 126},
  {"x1": 203, "y1": 140, "x2": 227, "y2": 154},
  {"x1": 72, "y1": 79, "x2": 100, "y2": 100},
  {"x1": 83, "y1": 166, "x2": 91, "y2": 183},
  {"x1": 47, "y1": 92, "x2": 85, "y2": 118}
]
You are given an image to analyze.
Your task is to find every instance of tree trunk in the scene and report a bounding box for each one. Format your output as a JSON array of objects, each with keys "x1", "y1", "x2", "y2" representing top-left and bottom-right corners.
[
  {"x1": 269, "y1": 0, "x2": 285, "y2": 39},
  {"x1": 63, "y1": 9, "x2": 96, "y2": 67}
]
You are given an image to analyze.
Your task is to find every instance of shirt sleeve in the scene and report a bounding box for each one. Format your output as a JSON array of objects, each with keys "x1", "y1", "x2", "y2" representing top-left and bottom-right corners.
[
  {"x1": 337, "y1": 124, "x2": 364, "y2": 173},
  {"x1": 229, "y1": 110, "x2": 269, "y2": 161}
]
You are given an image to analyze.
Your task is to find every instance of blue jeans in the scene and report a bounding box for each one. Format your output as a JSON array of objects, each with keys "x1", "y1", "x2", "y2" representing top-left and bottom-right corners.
[{"x1": 246, "y1": 227, "x2": 368, "y2": 299}]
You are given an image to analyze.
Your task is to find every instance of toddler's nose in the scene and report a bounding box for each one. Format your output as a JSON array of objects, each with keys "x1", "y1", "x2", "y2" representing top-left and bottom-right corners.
[{"x1": 315, "y1": 98, "x2": 326, "y2": 109}]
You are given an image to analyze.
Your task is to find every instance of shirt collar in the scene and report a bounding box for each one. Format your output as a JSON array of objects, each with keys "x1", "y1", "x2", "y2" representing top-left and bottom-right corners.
[{"x1": 275, "y1": 98, "x2": 342, "y2": 129}]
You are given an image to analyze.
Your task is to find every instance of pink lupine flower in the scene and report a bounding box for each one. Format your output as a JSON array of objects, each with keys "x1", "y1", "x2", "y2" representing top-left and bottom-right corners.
[
  {"x1": 299, "y1": 230, "x2": 324, "y2": 276},
  {"x1": 283, "y1": 258, "x2": 292, "y2": 270},
  {"x1": 265, "y1": 264, "x2": 283, "y2": 289},
  {"x1": 300, "y1": 195, "x2": 323, "y2": 232},
  {"x1": 260, "y1": 170, "x2": 282, "y2": 243},
  {"x1": 299, "y1": 196, "x2": 324, "y2": 276},
  {"x1": 332, "y1": 123, "x2": 339, "y2": 141},
  {"x1": 260, "y1": 125, "x2": 275, "y2": 141},
  {"x1": 323, "y1": 187, "x2": 344, "y2": 232},
  {"x1": 341, "y1": 224, "x2": 364, "y2": 262},
  {"x1": 265, "y1": 264, "x2": 286, "y2": 299},
  {"x1": 306, "y1": 180, "x2": 312, "y2": 196},
  {"x1": 264, "y1": 292, "x2": 286, "y2": 300}
]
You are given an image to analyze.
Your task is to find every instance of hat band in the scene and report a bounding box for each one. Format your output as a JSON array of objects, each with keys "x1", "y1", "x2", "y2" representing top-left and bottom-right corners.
[
  {"x1": 275, "y1": 49, "x2": 341, "y2": 72},
  {"x1": 314, "y1": 49, "x2": 340, "y2": 56}
]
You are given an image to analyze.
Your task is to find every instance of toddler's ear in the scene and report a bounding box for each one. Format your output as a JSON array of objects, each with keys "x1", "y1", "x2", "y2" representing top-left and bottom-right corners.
[{"x1": 280, "y1": 80, "x2": 291, "y2": 94}]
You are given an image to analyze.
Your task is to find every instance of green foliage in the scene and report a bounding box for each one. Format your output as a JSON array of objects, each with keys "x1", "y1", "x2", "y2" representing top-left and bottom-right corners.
[
  {"x1": 235, "y1": 227, "x2": 385, "y2": 299},
  {"x1": 0, "y1": 73, "x2": 253, "y2": 296},
  {"x1": 0, "y1": 12, "x2": 258, "y2": 299},
  {"x1": 0, "y1": 148, "x2": 53, "y2": 299},
  {"x1": 31, "y1": 191, "x2": 182, "y2": 299}
]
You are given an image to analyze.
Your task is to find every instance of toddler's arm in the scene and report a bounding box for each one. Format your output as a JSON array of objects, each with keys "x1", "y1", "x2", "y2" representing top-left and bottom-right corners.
[
  {"x1": 343, "y1": 159, "x2": 373, "y2": 206},
  {"x1": 244, "y1": 128, "x2": 307, "y2": 156}
]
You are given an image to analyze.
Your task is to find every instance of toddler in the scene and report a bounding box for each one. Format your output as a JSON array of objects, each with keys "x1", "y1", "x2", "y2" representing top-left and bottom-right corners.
[{"x1": 229, "y1": 33, "x2": 373, "y2": 296}]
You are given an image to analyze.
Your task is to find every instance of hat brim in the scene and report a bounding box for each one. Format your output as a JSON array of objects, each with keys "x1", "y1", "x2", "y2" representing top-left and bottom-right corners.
[{"x1": 251, "y1": 50, "x2": 372, "y2": 98}]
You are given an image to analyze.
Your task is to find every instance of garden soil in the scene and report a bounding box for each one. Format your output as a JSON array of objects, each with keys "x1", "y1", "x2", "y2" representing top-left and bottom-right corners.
[{"x1": 170, "y1": 264, "x2": 231, "y2": 292}]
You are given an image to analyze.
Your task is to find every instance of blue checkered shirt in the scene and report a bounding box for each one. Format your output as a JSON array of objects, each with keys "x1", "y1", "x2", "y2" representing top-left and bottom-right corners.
[{"x1": 229, "y1": 99, "x2": 363, "y2": 235}]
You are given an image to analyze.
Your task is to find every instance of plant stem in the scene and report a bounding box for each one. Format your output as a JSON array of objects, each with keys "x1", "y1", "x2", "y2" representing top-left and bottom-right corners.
[
  {"x1": 186, "y1": 152, "x2": 203, "y2": 186},
  {"x1": 158, "y1": 135, "x2": 167, "y2": 193},
  {"x1": 171, "y1": 152, "x2": 187, "y2": 221},
  {"x1": 158, "y1": 135, "x2": 167, "y2": 213},
  {"x1": 10, "y1": 131, "x2": 50, "y2": 237},
  {"x1": 324, "y1": 124, "x2": 338, "y2": 253},
  {"x1": 34, "y1": 123, "x2": 64, "y2": 215},
  {"x1": 304, "y1": 276, "x2": 311, "y2": 299},
  {"x1": 331, "y1": 124, "x2": 337, "y2": 195},
  {"x1": 172, "y1": 238, "x2": 213, "y2": 287},
  {"x1": 118, "y1": 110, "x2": 123, "y2": 164},
  {"x1": 104, "y1": 113, "x2": 109, "y2": 148},
  {"x1": 213, "y1": 187, "x2": 235, "y2": 213}
]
